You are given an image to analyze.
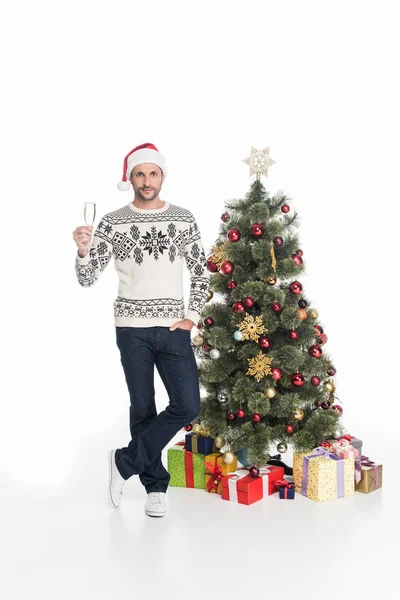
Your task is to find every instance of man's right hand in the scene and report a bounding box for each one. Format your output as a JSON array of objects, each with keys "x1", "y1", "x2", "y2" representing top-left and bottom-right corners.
[{"x1": 73, "y1": 225, "x2": 94, "y2": 258}]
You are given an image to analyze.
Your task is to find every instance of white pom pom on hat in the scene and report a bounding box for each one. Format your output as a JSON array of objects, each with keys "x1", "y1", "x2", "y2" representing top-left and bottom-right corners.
[{"x1": 117, "y1": 142, "x2": 167, "y2": 190}]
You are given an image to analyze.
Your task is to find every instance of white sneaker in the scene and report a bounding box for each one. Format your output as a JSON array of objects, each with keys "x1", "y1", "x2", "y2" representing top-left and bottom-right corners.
[
  {"x1": 108, "y1": 449, "x2": 126, "y2": 508},
  {"x1": 145, "y1": 492, "x2": 167, "y2": 517}
]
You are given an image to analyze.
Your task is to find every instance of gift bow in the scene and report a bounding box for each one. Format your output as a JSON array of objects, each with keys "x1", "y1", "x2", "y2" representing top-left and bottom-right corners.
[
  {"x1": 275, "y1": 479, "x2": 293, "y2": 489},
  {"x1": 205, "y1": 461, "x2": 224, "y2": 492},
  {"x1": 354, "y1": 455, "x2": 380, "y2": 486}
]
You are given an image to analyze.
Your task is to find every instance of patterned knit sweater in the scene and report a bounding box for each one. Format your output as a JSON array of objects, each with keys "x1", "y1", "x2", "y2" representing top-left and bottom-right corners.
[{"x1": 75, "y1": 200, "x2": 210, "y2": 328}]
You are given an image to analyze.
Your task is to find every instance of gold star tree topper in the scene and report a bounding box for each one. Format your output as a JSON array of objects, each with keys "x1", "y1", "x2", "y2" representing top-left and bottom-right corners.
[{"x1": 242, "y1": 146, "x2": 276, "y2": 180}]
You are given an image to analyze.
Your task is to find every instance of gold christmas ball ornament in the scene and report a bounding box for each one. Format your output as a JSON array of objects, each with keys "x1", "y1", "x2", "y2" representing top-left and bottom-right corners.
[
  {"x1": 296, "y1": 308, "x2": 308, "y2": 321},
  {"x1": 266, "y1": 275, "x2": 277, "y2": 285},
  {"x1": 308, "y1": 308, "x2": 319, "y2": 319},
  {"x1": 192, "y1": 334, "x2": 204, "y2": 347},
  {"x1": 214, "y1": 435, "x2": 225, "y2": 449},
  {"x1": 323, "y1": 380, "x2": 335, "y2": 394},
  {"x1": 200, "y1": 426, "x2": 211, "y2": 437},
  {"x1": 223, "y1": 451, "x2": 235, "y2": 464},
  {"x1": 206, "y1": 290, "x2": 214, "y2": 302},
  {"x1": 192, "y1": 423, "x2": 201, "y2": 434},
  {"x1": 265, "y1": 386, "x2": 276, "y2": 398},
  {"x1": 293, "y1": 409, "x2": 305, "y2": 421}
]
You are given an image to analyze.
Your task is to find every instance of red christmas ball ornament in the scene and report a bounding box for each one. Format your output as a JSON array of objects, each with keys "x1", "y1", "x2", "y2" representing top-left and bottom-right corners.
[
  {"x1": 315, "y1": 325, "x2": 324, "y2": 335},
  {"x1": 298, "y1": 299, "x2": 308, "y2": 309},
  {"x1": 321, "y1": 401, "x2": 331, "y2": 410},
  {"x1": 315, "y1": 399, "x2": 322, "y2": 407},
  {"x1": 203, "y1": 316, "x2": 214, "y2": 327},
  {"x1": 221, "y1": 212, "x2": 230, "y2": 222},
  {"x1": 285, "y1": 424, "x2": 294, "y2": 434},
  {"x1": 258, "y1": 335, "x2": 272, "y2": 349},
  {"x1": 289, "y1": 280, "x2": 303, "y2": 295},
  {"x1": 236, "y1": 408, "x2": 245, "y2": 419},
  {"x1": 271, "y1": 367, "x2": 283, "y2": 381},
  {"x1": 281, "y1": 204, "x2": 290, "y2": 213},
  {"x1": 288, "y1": 329, "x2": 298, "y2": 340},
  {"x1": 332, "y1": 404, "x2": 343, "y2": 415},
  {"x1": 206, "y1": 259, "x2": 219, "y2": 273},
  {"x1": 309, "y1": 345, "x2": 323, "y2": 358},
  {"x1": 292, "y1": 254, "x2": 303, "y2": 267},
  {"x1": 228, "y1": 280, "x2": 237, "y2": 289},
  {"x1": 227, "y1": 229, "x2": 241, "y2": 242},
  {"x1": 328, "y1": 367, "x2": 337, "y2": 376},
  {"x1": 249, "y1": 466, "x2": 260, "y2": 478},
  {"x1": 319, "y1": 333, "x2": 328, "y2": 345},
  {"x1": 184, "y1": 424, "x2": 193, "y2": 432},
  {"x1": 291, "y1": 373, "x2": 305, "y2": 387},
  {"x1": 295, "y1": 249, "x2": 303, "y2": 256},
  {"x1": 311, "y1": 376, "x2": 321, "y2": 386},
  {"x1": 233, "y1": 301, "x2": 245, "y2": 313},
  {"x1": 227, "y1": 412, "x2": 236, "y2": 421},
  {"x1": 273, "y1": 236, "x2": 284, "y2": 247},
  {"x1": 220, "y1": 260, "x2": 234, "y2": 275},
  {"x1": 252, "y1": 412, "x2": 261, "y2": 423},
  {"x1": 250, "y1": 223, "x2": 264, "y2": 237},
  {"x1": 243, "y1": 296, "x2": 254, "y2": 308},
  {"x1": 271, "y1": 301, "x2": 282, "y2": 313}
]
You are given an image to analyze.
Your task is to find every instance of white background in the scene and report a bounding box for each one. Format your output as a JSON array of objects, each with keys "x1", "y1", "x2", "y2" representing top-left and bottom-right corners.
[{"x1": 1, "y1": 1, "x2": 399, "y2": 598}]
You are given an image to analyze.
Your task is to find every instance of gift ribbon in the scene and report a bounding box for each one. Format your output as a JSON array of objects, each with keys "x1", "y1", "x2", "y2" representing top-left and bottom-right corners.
[
  {"x1": 301, "y1": 447, "x2": 345, "y2": 499},
  {"x1": 355, "y1": 455, "x2": 381, "y2": 488},
  {"x1": 175, "y1": 442, "x2": 195, "y2": 488},
  {"x1": 205, "y1": 454, "x2": 227, "y2": 492},
  {"x1": 227, "y1": 466, "x2": 272, "y2": 502}
]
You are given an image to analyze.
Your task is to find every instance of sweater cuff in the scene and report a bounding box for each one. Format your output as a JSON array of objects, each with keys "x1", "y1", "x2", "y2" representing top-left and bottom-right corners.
[
  {"x1": 185, "y1": 310, "x2": 201, "y2": 327},
  {"x1": 76, "y1": 250, "x2": 91, "y2": 266}
]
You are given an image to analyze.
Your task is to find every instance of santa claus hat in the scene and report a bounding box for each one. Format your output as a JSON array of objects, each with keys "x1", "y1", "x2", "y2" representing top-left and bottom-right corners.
[{"x1": 117, "y1": 143, "x2": 167, "y2": 190}]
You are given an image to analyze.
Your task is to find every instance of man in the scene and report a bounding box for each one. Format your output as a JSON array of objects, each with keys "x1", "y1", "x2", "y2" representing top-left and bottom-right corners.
[{"x1": 72, "y1": 143, "x2": 210, "y2": 517}]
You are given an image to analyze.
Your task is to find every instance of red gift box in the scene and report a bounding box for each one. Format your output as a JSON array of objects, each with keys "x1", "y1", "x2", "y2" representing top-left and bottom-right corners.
[{"x1": 221, "y1": 465, "x2": 284, "y2": 505}]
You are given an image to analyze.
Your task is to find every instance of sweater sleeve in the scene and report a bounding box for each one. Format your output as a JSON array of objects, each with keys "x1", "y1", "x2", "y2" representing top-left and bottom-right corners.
[
  {"x1": 183, "y1": 213, "x2": 210, "y2": 325},
  {"x1": 75, "y1": 215, "x2": 114, "y2": 287}
]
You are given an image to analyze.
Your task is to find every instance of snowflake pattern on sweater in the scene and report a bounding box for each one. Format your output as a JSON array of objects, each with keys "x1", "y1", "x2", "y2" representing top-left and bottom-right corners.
[{"x1": 75, "y1": 201, "x2": 210, "y2": 327}]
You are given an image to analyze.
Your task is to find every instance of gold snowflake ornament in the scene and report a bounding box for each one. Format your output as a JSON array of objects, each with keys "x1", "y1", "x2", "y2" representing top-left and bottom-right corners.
[
  {"x1": 246, "y1": 351, "x2": 273, "y2": 382},
  {"x1": 208, "y1": 241, "x2": 229, "y2": 269},
  {"x1": 242, "y1": 146, "x2": 276, "y2": 180},
  {"x1": 237, "y1": 313, "x2": 267, "y2": 342}
]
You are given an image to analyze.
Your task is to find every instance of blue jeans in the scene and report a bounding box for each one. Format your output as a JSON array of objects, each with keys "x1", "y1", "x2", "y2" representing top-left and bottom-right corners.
[{"x1": 114, "y1": 326, "x2": 201, "y2": 493}]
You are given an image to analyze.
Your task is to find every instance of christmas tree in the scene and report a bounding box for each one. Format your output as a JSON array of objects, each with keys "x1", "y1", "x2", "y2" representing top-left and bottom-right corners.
[{"x1": 191, "y1": 147, "x2": 343, "y2": 468}]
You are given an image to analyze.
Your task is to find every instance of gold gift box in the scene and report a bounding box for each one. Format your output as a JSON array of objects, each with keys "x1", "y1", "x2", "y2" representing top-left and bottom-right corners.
[{"x1": 356, "y1": 463, "x2": 383, "y2": 494}]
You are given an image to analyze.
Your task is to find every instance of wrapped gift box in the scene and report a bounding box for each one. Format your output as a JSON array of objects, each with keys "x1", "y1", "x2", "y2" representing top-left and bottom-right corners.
[
  {"x1": 355, "y1": 456, "x2": 383, "y2": 494},
  {"x1": 332, "y1": 445, "x2": 359, "y2": 459},
  {"x1": 221, "y1": 465, "x2": 285, "y2": 505},
  {"x1": 278, "y1": 481, "x2": 295, "y2": 499},
  {"x1": 185, "y1": 432, "x2": 216, "y2": 455},
  {"x1": 293, "y1": 447, "x2": 355, "y2": 502},
  {"x1": 168, "y1": 441, "x2": 206, "y2": 489},
  {"x1": 322, "y1": 435, "x2": 363, "y2": 457},
  {"x1": 205, "y1": 452, "x2": 238, "y2": 494}
]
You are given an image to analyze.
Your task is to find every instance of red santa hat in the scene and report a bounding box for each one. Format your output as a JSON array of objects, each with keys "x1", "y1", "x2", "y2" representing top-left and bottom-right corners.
[{"x1": 117, "y1": 143, "x2": 167, "y2": 190}]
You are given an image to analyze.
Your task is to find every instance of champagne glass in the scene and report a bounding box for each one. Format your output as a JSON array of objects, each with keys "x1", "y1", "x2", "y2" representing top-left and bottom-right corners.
[{"x1": 84, "y1": 202, "x2": 96, "y2": 226}]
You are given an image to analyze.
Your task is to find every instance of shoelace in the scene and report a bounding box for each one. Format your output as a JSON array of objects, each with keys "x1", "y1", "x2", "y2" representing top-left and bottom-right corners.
[{"x1": 148, "y1": 493, "x2": 164, "y2": 505}]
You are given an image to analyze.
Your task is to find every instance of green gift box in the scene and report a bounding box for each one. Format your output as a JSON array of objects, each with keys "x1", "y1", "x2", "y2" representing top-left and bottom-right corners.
[{"x1": 167, "y1": 441, "x2": 206, "y2": 489}]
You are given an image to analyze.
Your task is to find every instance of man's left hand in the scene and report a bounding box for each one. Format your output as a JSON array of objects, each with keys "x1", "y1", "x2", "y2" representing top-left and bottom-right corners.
[{"x1": 169, "y1": 318, "x2": 195, "y2": 331}]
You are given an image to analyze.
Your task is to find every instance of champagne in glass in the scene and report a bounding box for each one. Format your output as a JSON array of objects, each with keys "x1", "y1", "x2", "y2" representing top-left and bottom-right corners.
[{"x1": 84, "y1": 202, "x2": 96, "y2": 226}]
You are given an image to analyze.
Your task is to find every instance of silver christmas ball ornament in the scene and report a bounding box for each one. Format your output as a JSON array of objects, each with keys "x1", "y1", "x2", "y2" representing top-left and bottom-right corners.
[
  {"x1": 218, "y1": 394, "x2": 228, "y2": 404},
  {"x1": 210, "y1": 348, "x2": 221, "y2": 360},
  {"x1": 277, "y1": 442, "x2": 288, "y2": 453},
  {"x1": 223, "y1": 451, "x2": 235, "y2": 464},
  {"x1": 234, "y1": 330, "x2": 243, "y2": 341},
  {"x1": 332, "y1": 430, "x2": 343, "y2": 440}
]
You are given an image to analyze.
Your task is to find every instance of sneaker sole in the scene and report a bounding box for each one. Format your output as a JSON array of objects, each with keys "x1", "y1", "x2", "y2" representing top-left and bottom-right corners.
[
  {"x1": 145, "y1": 510, "x2": 167, "y2": 517},
  {"x1": 108, "y1": 450, "x2": 120, "y2": 509}
]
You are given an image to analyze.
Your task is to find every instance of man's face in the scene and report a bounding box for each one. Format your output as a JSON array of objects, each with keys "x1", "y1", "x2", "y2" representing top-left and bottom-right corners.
[{"x1": 130, "y1": 163, "x2": 164, "y2": 201}]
